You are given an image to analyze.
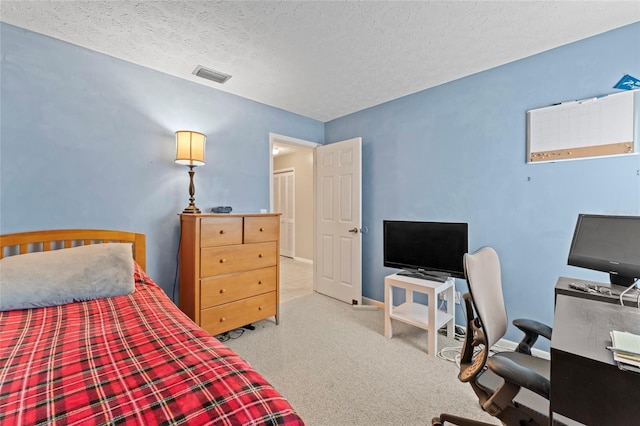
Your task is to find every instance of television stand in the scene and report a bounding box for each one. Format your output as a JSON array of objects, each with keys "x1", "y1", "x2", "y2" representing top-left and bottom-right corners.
[
  {"x1": 397, "y1": 270, "x2": 449, "y2": 282},
  {"x1": 384, "y1": 273, "x2": 455, "y2": 356}
]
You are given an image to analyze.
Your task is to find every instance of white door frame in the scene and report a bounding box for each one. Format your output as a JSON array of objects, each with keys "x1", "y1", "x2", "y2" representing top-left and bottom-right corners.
[
  {"x1": 269, "y1": 133, "x2": 320, "y2": 212},
  {"x1": 269, "y1": 133, "x2": 321, "y2": 289}
]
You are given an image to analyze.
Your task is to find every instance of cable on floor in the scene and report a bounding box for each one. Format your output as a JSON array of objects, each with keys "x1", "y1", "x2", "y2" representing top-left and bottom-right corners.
[
  {"x1": 436, "y1": 325, "x2": 467, "y2": 364},
  {"x1": 436, "y1": 346, "x2": 463, "y2": 365},
  {"x1": 215, "y1": 328, "x2": 245, "y2": 342}
]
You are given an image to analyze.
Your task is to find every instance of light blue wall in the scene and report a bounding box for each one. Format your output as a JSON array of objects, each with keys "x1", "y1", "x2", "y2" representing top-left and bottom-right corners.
[
  {"x1": 0, "y1": 23, "x2": 324, "y2": 298},
  {"x1": 2, "y1": 22, "x2": 639, "y2": 350},
  {"x1": 326, "y1": 23, "x2": 640, "y2": 349}
]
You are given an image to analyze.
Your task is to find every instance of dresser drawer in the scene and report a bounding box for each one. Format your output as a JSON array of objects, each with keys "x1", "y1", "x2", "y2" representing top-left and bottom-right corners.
[
  {"x1": 200, "y1": 292, "x2": 277, "y2": 336},
  {"x1": 244, "y1": 216, "x2": 279, "y2": 243},
  {"x1": 200, "y1": 217, "x2": 243, "y2": 247},
  {"x1": 200, "y1": 266, "x2": 277, "y2": 308},
  {"x1": 201, "y1": 241, "x2": 277, "y2": 277}
]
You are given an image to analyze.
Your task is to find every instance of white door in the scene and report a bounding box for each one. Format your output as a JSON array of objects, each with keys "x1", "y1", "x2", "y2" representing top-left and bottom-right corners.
[
  {"x1": 315, "y1": 137, "x2": 362, "y2": 305},
  {"x1": 273, "y1": 170, "x2": 295, "y2": 258}
]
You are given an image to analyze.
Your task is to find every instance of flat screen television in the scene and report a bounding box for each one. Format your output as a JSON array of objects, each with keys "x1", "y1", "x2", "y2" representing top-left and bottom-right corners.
[
  {"x1": 567, "y1": 214, "x2": 640, "y2": 287},
  {"x1": 383, "y1": 220, "x2": 468, "y2": 281}
]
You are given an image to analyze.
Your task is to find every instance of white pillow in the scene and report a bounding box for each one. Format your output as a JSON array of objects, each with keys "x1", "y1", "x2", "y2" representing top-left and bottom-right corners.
[{"x1": 0, "y1": 243, "x2": 135, "y2": 311}]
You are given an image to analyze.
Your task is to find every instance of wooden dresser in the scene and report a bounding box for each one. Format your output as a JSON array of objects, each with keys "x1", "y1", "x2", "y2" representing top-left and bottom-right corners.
[{"x1": 179, "y1": 213, "x2": 280, "y2": 336}]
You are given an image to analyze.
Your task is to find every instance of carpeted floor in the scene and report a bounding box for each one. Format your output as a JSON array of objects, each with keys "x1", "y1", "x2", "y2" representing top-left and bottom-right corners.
[{"x1": 224, "y1": 292, "x2": 500, "y2": 426}]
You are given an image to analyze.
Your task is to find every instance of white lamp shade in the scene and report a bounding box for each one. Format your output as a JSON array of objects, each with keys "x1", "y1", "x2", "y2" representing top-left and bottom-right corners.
[{"x1": 175, "y1": 130, "x2": 206, "y2": 166}]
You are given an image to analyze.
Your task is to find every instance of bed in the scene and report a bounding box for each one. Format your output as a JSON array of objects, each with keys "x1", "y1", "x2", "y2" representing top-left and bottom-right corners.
[{"x1": 0, "y1": 229, "x2": 304, "y2": 425}]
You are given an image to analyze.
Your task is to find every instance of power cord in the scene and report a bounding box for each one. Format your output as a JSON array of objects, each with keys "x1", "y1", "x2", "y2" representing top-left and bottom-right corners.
[
  {"x1": 436, "y1": 345, "x2": 486, "y2": 368},
  {"x1": 215, "y1": 328, "x2": 245, "y2": 342},
  {"x1": 436, "y1": 346, "x2": 463, "y2": 365},
  {"x1": 619, "y1": 278, "x2": 640, "y2": 307},
  {"x1": 436, "y1": 326, "x2": 467, "y2": 364}
]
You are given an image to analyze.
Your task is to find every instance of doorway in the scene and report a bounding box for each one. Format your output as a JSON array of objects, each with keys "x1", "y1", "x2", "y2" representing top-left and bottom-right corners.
[
  {"x1": 273, "y1": 169, "x2": 295, "y2": 258},
  {"x1": 270, "y1": 133, "x2": 319, "y2": 303}
]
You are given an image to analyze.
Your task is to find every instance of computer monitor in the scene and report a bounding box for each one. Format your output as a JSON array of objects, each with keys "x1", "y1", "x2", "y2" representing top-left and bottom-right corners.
[
  {"x1": 383, "y1": 220, "x2": 468, "y2": 280},
  {"x1": 567, "y1": 214, "x2": 640, "y2": 287}
]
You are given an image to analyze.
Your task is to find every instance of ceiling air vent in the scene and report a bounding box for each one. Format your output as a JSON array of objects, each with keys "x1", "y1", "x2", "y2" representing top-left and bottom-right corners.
[{"x1": 192, "y1": 65, "x2": 232, "y2": 84}]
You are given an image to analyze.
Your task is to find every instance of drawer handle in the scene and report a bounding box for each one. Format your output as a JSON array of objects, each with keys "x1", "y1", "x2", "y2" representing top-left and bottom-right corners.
[
  {"x1": 259, "y1": 227, "x2": 264, "y2": 232},
  {"x1": 219, "y1": 258, "x2": 226, "y2": 263},
  {"x1": 219, "y1": 289, "x2": 226, "y2": 294},
  {"x1": 220, "y1": 317, "x2": 226, "y2": 322},
  {"x1": 219, "y1": 230, "x2": 225, "y2": 234},
  {"x1": 258, "y1": 306, "x2": 263, "y2": 311},
  {"x1": 258, "y1": 280, "x2": 263, "y2": 285},
  {"x1": 258, "y1": 254, "x2": 263, "y2": 258}
]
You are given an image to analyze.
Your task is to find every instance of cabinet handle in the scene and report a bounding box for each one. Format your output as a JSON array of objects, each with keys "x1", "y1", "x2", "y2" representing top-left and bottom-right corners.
[
  {"x1": 220, "y1": 317, "x2": 226, "y2": 322},
  {"x1": 259, "y1": 227, "x2": 264, "y2": 232},
  {"x1": 219, "y1": 230, "x2": 225, "y2": 234},
  {"x1": 219, "y1": 258, "x2": 226, "y2": 263},
  {"x1": 219, "y1": 289, "x2": 226, "y2": 294},
  {"x1": 258, "y1": 254, "x2": 263, "y2": 258}
]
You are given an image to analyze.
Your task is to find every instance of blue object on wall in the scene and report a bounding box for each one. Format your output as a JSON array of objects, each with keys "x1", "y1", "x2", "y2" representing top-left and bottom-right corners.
[{"x1": 614, "y1": 73, "x2": 640, "y2": 90}]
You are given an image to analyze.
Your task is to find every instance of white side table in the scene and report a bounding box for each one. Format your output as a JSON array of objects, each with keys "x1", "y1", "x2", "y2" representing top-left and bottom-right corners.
[{"x1": 384, "y1": 273, "x2": 455, "y2": 356}]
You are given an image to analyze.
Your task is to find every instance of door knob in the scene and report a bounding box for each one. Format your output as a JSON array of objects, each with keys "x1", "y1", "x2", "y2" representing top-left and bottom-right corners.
[{"x1": 348, "y1": 227, "x2": 359, "y2": 233}]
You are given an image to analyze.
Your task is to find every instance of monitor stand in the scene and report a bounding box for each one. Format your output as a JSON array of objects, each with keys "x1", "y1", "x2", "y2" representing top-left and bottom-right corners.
[
  {"x1": 397, "y1": 270, "x2": 449, "y2": 283},
  {"x1": 609, "y1": 273, "x2": 637, "y2": 287}
]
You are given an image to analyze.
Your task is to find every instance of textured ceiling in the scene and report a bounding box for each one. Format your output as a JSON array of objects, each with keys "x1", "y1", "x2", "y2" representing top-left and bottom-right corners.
[{"x1": 1, "y1": 1, "x2": 639, "y2": 122}]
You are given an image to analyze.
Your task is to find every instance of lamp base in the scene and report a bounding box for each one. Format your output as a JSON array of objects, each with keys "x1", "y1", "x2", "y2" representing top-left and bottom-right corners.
[
  {"x1": 182, "y1": 166, "x2": 201, "y2": 214},
  {"x1": 182, "y1": 205, "x2": 201, "y2": 214}
]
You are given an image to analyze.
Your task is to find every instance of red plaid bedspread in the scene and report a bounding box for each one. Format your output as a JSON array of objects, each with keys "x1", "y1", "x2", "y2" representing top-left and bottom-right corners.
[{"x1": 0, "y1": 266, "x2": 304, "y2": 426}]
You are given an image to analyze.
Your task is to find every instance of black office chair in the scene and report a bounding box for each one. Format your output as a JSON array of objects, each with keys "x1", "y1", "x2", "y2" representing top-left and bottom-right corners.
[{"x1": 432, "y1": 247, "x2": 556, "y2": 426}]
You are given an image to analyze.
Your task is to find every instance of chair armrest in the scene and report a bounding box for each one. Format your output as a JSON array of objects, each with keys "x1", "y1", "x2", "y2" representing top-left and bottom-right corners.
[
  {"x1": 486, "y1": 356, "x2": 550, "y2": 400},
  {"x1": 513, "y1": 318, "x2": 552, "y2": 340},
  {"x1": 512, "y1": 318, "x2": 552, "y2": 354}
]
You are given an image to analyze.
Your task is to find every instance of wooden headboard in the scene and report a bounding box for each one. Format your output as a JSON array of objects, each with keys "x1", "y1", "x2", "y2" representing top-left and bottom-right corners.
[{"x1": 0, "y1": 229, "x2": 146, "y2": 271}]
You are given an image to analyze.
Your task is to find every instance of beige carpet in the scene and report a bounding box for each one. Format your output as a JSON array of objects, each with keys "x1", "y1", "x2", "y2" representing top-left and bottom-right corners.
[{"x1": 225, "y1": 292, "x2": 500, "y2": 426}]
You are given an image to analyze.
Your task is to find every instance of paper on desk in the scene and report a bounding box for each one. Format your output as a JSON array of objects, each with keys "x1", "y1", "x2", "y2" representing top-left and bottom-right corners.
[{"x1": 610, "y1": 331, "x2": 640, "y2": 367}]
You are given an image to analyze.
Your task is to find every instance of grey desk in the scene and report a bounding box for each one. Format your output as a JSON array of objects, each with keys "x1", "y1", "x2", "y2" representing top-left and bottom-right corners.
[{"x1": 551, "y1": 292, "x2": 640, "y2": 424}]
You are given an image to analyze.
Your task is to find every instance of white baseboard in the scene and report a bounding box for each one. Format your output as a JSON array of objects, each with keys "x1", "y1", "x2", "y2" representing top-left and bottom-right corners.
[
  {"x1": 292, "y1": 256, "x2": 313, "y2": 264},
  {"x1": 362, "y1": 297, "x2": 384, "y2": 308}
]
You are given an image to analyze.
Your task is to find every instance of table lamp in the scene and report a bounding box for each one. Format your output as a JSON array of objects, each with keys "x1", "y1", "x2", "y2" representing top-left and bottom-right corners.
[{"x1": 175, "y1": 130, "x2": 206, "y2": 214}]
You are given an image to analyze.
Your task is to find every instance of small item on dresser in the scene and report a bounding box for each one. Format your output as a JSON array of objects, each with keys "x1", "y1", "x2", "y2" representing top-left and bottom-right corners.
[{"x1": 211, "y1": 206, "x2": 233, "y2": 213}]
